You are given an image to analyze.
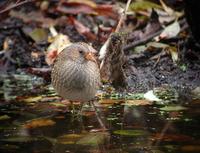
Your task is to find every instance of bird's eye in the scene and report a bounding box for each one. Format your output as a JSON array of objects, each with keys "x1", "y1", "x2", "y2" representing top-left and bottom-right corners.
[{"x1": 79, "y1": 50, "x2": 84, "y2": 54}]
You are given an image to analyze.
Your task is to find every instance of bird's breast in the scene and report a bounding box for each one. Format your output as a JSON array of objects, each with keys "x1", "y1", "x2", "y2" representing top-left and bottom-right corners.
[{"x1": 52, "y1": 60, "x2": 100, "y2": 101}]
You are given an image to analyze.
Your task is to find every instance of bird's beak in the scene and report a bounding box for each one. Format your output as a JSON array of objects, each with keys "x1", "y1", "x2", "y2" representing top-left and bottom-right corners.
[{"x1": 84, "y1": 52, "x2": 97, "y2": 64}]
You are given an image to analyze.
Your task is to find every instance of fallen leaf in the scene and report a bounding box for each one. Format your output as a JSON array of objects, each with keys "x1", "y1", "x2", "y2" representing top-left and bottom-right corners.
[
  {"x1": 157, "y1": 9, "x2": 176, "y2": 24},
  {"x1": 159, "y1": 0, "x2": 175, "y2": 16},
  {"x1": 69, "y1": 17, "x2": 96, "y2": 41},
  {"x1": 124, "y1": 100, "x2": 152, "y2": 106},
  {"x1": 82, "y1": 111, "x2": 95, "y2": 117},
  {"x1": 147, "y1": 42, "x2": 169, "y2": 48},
  {"x1": 76, "y1": 132, "x2": 109, "y2": 146},
  {"x1": 57, "y1": 3, "x2": 96, "y2": 15},
  {"x1": 94, "y1": 4, "x2": 118, "y2": 19},
  {"x1": 155, "y1": 21, "x2": 180, "y2": 41},
  {"x1": 40, "y1": 0, "x2": 49, "y2": 11},
  {"x1": 3, "y1": 37, "x2": 12, "y2": 50},
  {"x1": 152, "y1": 133, "x2": 193, "y2": 142},
  {"x1": 1, "y1": 136, "x2": 38, "y2": 143},
  {"x1": 22, "y1": 96, "x2": 42, "y2": 103},
  {"x1": 133, "y1": 45, "x2": 147, "y2": 53},
  {"x1": 191, "y1": 87, "x2": 200, "y2": 99},
  {"x1": 159, "y1": 0, "x2": 183, "y2": 19},
  {"x1": 144, "y1": 90, "x2": 161, "y2": 102},
  {"x1": 49, "y1": 102, "x2": 68, "y2": 107},
  {"x1": 128, "y1": 9, "x2": 162, "y2": 44},
  {"x1": 28, "y1": 28, "x2": 48, "y2": 42},
  {"x1": 99, "y1": 99, "x2": 122, "y2": 104},
  {"x1": 67, "y1": 0, "x2": 97, "y2": 8},
  {"x1": 57, "y1": 1, "x2": 117, "y2": 19},
  {"x1": 159, "y1": 105, "x2": 188, "y2": 112},
  {"x1": 181, "y1": 145, "x2": 200, "y2": 152},
  {"x1": 57, "y1": 133, "x2": 83, "y2": 144},
  {"x1": 165, "y1": 46, "x2": 178, "y2": 62},
  {"x1": 9, "y1": 10, "x2": 55, "y2": 27},
  {"x1": 113, "y1": 130, "x2": 148, "y2": 136},
  {"x1": 0, "y1": 115, "x2": 11, "y2": 120},
  {"x1": 24, "y1": 118, "x2": 56, "y2": 129},
  {"x1": 46, "y1": 33, "x2": 71, "y2": 65},
  {"x1": 129, "y1": 0, "x2": 162, "y2": 12}
]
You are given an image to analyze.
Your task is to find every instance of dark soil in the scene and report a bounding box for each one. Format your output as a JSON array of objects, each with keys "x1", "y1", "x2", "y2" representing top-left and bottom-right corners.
[{"x1": 125, "y1": 46, "x2": 200, "y2": 92}]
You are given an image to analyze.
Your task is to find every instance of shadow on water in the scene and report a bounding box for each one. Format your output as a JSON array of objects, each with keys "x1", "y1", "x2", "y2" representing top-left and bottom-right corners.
[{"x1": 0, "y1": 74, "x2": 200, "y2": 153}]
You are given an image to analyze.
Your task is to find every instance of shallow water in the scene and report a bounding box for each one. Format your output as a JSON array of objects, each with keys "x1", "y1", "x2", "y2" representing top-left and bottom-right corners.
[{"x1": 0, "y1": 76, "x2": 199, "y2": 153}]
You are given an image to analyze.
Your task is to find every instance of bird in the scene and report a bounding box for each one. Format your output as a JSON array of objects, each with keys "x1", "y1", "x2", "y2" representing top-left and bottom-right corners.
[
  {"x1": 51, "y1": 42, "x2": 106, "y2": 129},
  {"x1": 51, "y1": 42, "x2": 101, "y2": 105}
]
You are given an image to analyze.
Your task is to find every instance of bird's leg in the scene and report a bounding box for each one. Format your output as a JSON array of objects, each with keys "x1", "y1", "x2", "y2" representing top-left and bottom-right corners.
[
  {"x1": 69, "y1": 101, "x2": 76, "y2": 121},
  {"x1": 69, "y1": 101, "x2": 74, "y2": 113},
  {"x1": 78, "y1": 103, "x2": 84, "y2": 116},
  {"x1": 90, "y1": 100, "x2": 107, "y2": 130},
  {"x1": 69, "y1": 101, "x2": 84, "y2": 122}
]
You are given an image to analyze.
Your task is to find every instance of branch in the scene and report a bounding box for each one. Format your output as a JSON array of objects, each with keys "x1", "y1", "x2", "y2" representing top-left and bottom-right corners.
[
  {"x1": 123, "y1": 18, "x2": 188, "y2": 52},
  {"x1": 99, "y1": 0, "x2": 132, "y2": 69},
  {"x1": 0, "y1": 0, "x2": 34, "y2": 14}
]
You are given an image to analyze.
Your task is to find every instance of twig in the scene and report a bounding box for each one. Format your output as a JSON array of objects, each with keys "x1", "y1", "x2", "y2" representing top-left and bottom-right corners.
[
  {"x1": 0, "y1": 24, "x2": 22, "y2": 30},
  {"x1": 123, "y1": 30, "x2": 162, "y2": 51},
  {"x1": 0, "y1": 0, "x2": 34, "y2": 14},
  {"x1": 115, "y1": 0, "x2": 132, "y2": 32},
  {"x1": 0, "y1": 50, "x2": 5, "y2": 55},
  {"x1": 99, "y1": 0, "x2": 132, "y2": 69},
  {"x1": 91, "y1": 101, "x2": 107, "y2": 130},
  {"x1": 123, "y1": 18, "x2": 188, "y2": 52}
]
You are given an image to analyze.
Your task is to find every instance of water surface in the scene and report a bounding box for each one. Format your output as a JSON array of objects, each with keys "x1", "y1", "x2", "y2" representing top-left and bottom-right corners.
[{"x1": 0, "y1": 76, "x2": 199, "y2": 153}]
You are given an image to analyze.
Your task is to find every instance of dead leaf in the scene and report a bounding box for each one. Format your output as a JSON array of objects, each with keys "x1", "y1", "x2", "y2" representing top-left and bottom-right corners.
[
  {"x1": 124, "y1": 100, "x2": 152, "y2": 106},
  {"x1": 82, "y1": 111, "x2": 95, "y2": 117},
  {"x1": 94, "y1": 4, "x2": 118, "y2": 19},
  {"x1": 159, "y1": 105, "x2": 188, "y2": 112},
  {"x1": 0, "y1": 115, "x2": 11, "y2": 120},
  {"x1": 56, "y1": 1, "x2": 96, "y2": 15},
  {"x1": 159, "y1": 0, "x2": 175, "y2": 16},
  {"x1": 57, "y1": 4, "x2": 95, "y2": 15},
  {"x1": 57, "y1": 133, "x2": 83, "y2": 144},
  {"x1": 9, "y1": 10, "x2": 55, "y2": 27},
  {"x1": 24, "y1": 118, "x2": 56, "y2": 129},
  {"x1": 68, "y1": 0, "x2": 97, "y2": 8},
  {"x1": 159, "y1": 0, "x2": 183, "y2": 19},
  {"x1": 157, "y1": 9, "x2": 176, "y2": 24},
  {"x1": 22, "y1": 96, "x2": 42, "y2": 103},
  {"x1": 165, "y1": 46, "x2": 178, "y2": 62},
  {"x1": 76, "y1": 132, "x2": 109, "y2": 146},
  {"x1": 147, "y1": 42, "x2": 169, "y2": 49},
  {"x1": 144, "y1": 90, "x2": 161, "y2": 102},
  {"x1": 57, "y1": 1, "x2": 118, "y2": 19},
  {"x1": 152, "y1": 133, "x2": 193, "y2": 142},
  {"x1": 3, "y1": 37, "x2": 12, "y2": 50},
  {"x1": 129, "y1": 0, "x2": 162, "y2": 12},
  {"x1": 28, "y1": 28, "x2": 48, "y2": 42},
  {"x1": 155, "y1": 21, "x2": 180, "y2": 41},
  {"x1": 46, "y1": 33, "x2": 71, "y2": 65},
  {"x1": 99, "y1": 99, "x2": 122, "y2": 105},
  {"x1": 40, "y1": 0, "x2": 49, "y2": 11},
  {"x1": 191, "y1": 87, "x2": 200, "y2": 99},
  {"x1": 72, "y1": 18, "x2": 96, "y2": 40},
  {"x1": 128, "y1": 9, "x2": 162, "y2": 43},
  {"x1": 181, "y1": 145, "x2": 200, "y2": 152}
]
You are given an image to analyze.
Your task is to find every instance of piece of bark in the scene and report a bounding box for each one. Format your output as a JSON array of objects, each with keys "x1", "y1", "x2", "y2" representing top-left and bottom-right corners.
[{"x1": 100, "y1": 33, "x2": 128, "y2": 89}]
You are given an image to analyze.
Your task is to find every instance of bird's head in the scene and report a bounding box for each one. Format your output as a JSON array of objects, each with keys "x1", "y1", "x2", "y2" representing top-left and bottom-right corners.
[{"x1": 62, "y1": 42, "x2": 97, "y2": 64}]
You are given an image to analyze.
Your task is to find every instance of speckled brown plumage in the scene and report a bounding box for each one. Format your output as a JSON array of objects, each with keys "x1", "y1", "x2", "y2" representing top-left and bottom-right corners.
[{"x1": 51, "y1": 42, "x2": 100, "y2": 102}]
